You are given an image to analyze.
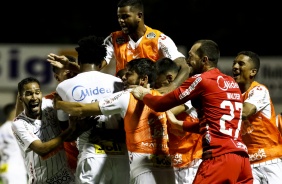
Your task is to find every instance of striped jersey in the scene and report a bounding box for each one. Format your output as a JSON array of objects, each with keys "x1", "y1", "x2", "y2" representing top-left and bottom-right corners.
[{"x1": 11, "y1": 97, "x2": 75, "y2": 184}]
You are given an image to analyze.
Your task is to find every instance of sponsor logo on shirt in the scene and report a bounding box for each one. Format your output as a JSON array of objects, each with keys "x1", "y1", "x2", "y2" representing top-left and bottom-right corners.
[
  {"x1": 249, "y1": 148, "x2": 267, "y2": 162},
  {"x1": 159, "y1": 42, "x2": 171, "y2": 59},
  {"x1": 217, "y1": 76, "x2": 239, "y2": 91},
  {"x1": 72, "y1": 85, "x2": 113, "y2": 102},
  {"x1": 179, "y1": 77, "x2": 202, "y2": 99},
  {"x1": 146, "y1": 32, "x2": 156, "y2": 39}
]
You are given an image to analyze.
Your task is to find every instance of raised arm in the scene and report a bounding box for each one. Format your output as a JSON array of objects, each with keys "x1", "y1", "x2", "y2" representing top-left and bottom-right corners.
[{"x1": 47, "y1": 53, "x2": 80, "y2": 73}]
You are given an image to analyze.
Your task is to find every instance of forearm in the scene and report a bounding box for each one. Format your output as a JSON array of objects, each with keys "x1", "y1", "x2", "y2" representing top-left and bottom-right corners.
[
  {"x1": 56, "y1": 101, "x2": 85, "y2": 116},
  {"x1": 31, "y1": 127, "x2": 74, "y2": 156},
  {"x1": 143, "y1": 92, "x2": 179, "y2": 112},
  {"x1": 56, "y1": 101, "x2": 102, "y2": 117},
  {"x1": 173, "y1": 57, "x2": 190, "y2": 87}
]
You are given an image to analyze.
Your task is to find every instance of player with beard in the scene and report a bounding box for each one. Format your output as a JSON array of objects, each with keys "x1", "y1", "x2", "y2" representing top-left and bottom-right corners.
[{"x1": 11, "y1": 77, "x2": 75, "y2": 184}]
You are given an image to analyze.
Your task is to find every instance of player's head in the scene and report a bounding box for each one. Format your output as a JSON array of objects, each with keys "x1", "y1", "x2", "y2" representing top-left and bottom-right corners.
[
  {"x1": 116, "y1": 68, "x2": 127, "y2": 82},
  {"x1": 124, "y1": 58, "x2": 156, "y2": 88},
  {"x1": 18, "y1": 77, "x2": 42, "y2": 119},
  {"x1": 52, "y1": 55, "x2": 77, "y2": 83},
  {"x1": 117, "y1": 0, "x2": 144, "y2": 35},
  {"x1": 3, "y1": 102, "x2": 16, "y2": 121},
  {"x1": 187, "y1": 39, "x2": 220, "y2": 76},
  {"x1": 155, "y1": 58, "x2": 179, "y2": 89},
  {"x1": 232, "y1": 50, "x2": 260, "y2": 85},
  {"x1": 75, "y1": 35, "x2": 106, "y2": 69}
]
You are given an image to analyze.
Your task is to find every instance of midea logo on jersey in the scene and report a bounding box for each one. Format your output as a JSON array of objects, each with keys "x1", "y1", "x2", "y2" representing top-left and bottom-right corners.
[
  {"x1": 217, "y1": 76, "x2": 239, "y2": 91},
  {"x1": 72, "y1": 85, "x2": 112, "y2": 102}
]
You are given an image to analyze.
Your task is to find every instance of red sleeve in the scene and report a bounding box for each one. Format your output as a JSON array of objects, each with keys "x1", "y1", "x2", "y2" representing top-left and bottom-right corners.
[{"x1": 143, "y1": 90, "x2": 183, "y2": 112}]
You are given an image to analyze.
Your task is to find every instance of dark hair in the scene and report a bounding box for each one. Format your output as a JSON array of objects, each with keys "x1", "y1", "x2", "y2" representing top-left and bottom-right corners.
[
  {"x1": 237, "y1": 51, "x2": 260, "y2": 73},
  {"x1": 116, "y1": 68, "x2": 127, "y2": 78},
  {"x1": 18, "y1": 77, "x2": 40, "y2": 95},
  {"x1": 75, "y1": 35, "x2": 106, "y2": 66},
  {"x1": 3, "y1": 103, "x2": 15, "y2": 118},
  {"x1": 117, "y1": 0, "x2": 144, "y2": 12},
  {"x1": 156, "y1": 58, "x2": 179, "y2": 76},
  {"x1": 194, "y1": 39, "x2": 220, "y2": 66},
  {"x1": 52, "y1": 55, "x2": 76, "y2": 73},
  {"x1": 126, "y1": 58, "x2": 156, "y2": 87}
]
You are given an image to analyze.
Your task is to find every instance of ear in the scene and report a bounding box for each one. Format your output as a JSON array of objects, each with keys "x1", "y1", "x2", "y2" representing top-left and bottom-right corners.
[
  {"x1": 18, "y1": 94, "x2": 23, "y2": 102},
  {"x1": 166, "y1": 74, "x2": 174, "y2": 83},
  {"x1": 137, "y1": 12, "x2": 143, "y2": 19},
  {"x1": 203, "y1": 56, "x2": 209, "y2": 63},
  {"x1": 139, "y1": 75, "x2": 148, "y2": 86},
  {"x1": 53, "y1": 73, "x2": 60, "y2": 82},
  {"x1": 250, "y1": 69, "x2": 257, "y2": 77}
]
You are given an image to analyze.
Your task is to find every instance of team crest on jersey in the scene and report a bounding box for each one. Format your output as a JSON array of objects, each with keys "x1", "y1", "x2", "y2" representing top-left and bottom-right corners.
[
  {"x1": 116, "y1": 36, "x2": 126, "y2": 45},
  {"x1": 146, "y1": 32, "x2": 156, "y2": 39}
]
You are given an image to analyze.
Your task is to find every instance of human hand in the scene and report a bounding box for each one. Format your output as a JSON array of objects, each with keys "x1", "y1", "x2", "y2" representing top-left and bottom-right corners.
[
  {"x1": 47, "y1": 53, "x2": 69, "y2": 69},
  {"x1": 241, "y1": 120, "x2": 254, "y2": 135},
  {"x1": 131, "y1": 84, "x2": 150, "y2": 100}
]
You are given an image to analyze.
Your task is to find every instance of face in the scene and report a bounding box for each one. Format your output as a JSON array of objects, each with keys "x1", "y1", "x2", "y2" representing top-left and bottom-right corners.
[
  {"x1": 155, "y1": 71, "x2": 177, "y2": 89},
  {"x1": 124, "y1": 69, "x2": 142, "y2": 88},
  {"x1": 117, "y1": 6, "x2": 140, "y2": 35},
  {"x1": 53, "y1": 68, "x2": 72, "y2": 83},
  {"x1": 186, "y1": 43, "x2": 204, "y2": 76},
  {"x1": 19, "y1": 82, "x2": 42, "y2": 119},
  {"x1": 232, "y1": 54, "x2": 255, "y2": 84}
]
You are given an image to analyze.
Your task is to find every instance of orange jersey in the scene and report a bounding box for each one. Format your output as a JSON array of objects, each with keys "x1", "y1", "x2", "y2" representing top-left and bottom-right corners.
[
  {"x1": 111, "y1": 26, "x2": 162, "y2": 73},
  {"x1": 242, "y1": 81, "x2": 282, "y2": 164},
  {"x1": 276, "y1": 113, "x2": 282, "y2": 135},
  {"x1": 168, "y1": 111, "x2": 202, "y2": 168},
  {"x1": 123, "y1": 90, "x2": 169, "y2": 155}
]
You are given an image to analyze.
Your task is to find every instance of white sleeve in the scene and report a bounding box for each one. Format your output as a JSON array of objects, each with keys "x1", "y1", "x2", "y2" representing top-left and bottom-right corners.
[
  {"x1": 244, "y1": 85, "x2": 270, "y2": 113},
  {"x1": 99, "y1": 90, "x2": 130, "y2": 118},
  {"x1": 184, "y1": 100, "x2": 198, "y2": 119},
  {"x1": 104, "y1": 34, "x2": 115, "y2": 64},
  {"x1": 11, "y1": 119, "x2": 39, "y2": 151},
  {"x1": 55, "y1": 83, "x2": 70, "y2": 121},
  {"x1": 158, "y1": 33, "x2": 185, "y2": 60}
]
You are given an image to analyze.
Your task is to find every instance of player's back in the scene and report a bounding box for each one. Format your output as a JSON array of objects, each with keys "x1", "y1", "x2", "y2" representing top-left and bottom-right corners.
[{"x1": 56, "y1": 71, "x2": 123, "y2": 103}]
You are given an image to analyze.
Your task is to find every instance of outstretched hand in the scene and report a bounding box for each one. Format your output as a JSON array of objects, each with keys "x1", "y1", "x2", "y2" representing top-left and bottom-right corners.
[
  {"x1": 47, "y1": 53, "x2": 69, "y2": 69},
  {"x1": 131, "y1": 84, "x2": 150, "y2": 100}
]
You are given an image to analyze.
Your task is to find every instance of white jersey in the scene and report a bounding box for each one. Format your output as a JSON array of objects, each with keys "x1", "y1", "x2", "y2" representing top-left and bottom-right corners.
[
  {"x1": 103, "y1": 25, "x2": 185, "y2": 65},
  {"x1": 56, "y1": 71, "x2": 124, "y2": 158},
  {"x1": 11, "y1": 97, "x2": 75, "y2": 184},
  {"x1": 0, "y1": 121, "x2": 27, "y2": 184},
  {"x1": 56, "y1": 71, "x2": 129, "y2": 184}
]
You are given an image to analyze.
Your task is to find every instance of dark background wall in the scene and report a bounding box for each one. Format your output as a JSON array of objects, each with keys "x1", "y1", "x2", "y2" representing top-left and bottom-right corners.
[{"x1": 1, "y1": 0, "x2": 281, "y2": 56}]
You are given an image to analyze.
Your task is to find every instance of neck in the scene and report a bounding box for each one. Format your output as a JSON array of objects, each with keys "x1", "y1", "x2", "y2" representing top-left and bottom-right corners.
[
  {"x1": 238, "y1": 81, "x2": 253, "y2": 94},
  {"x1": 80, "y1": 64, "x2": 98, "y2": 72},
  {"x1": 129, "y1": 24, "x2": 147, "y2": 42}
]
